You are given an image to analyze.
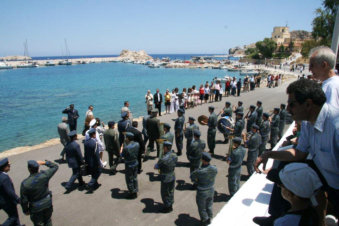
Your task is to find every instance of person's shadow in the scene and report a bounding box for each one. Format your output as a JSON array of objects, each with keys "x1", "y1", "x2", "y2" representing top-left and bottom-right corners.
[
  {"x1": 146, "y1": 172, "x2": 161, "y2": 182},
  {"x1": 110, "y1": 188, "x2": 129, "y2": 199},
  {"x1": 214, "y1": 191, "x2": 231, "y2": 202},
  {"x1": 176, "y1": 180, "x2": 193, "y2": 191},
  {"x1": 176, "y1": 161, "x2": 189, "y2": 168},
  {"x1": 174, "y1": 213, "x2": 200, "y2": 226},
  {"x1": 140, "y1": 198, "x2": 162, "y2": 213}
]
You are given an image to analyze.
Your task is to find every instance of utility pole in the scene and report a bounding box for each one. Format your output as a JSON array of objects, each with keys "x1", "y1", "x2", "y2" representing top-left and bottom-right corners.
[{"x1": 330, "y1": 6, "x2": 339, "y2": 68}]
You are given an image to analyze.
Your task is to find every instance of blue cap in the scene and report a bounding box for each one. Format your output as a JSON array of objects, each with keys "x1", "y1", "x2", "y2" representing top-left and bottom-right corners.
[
  {"x1": 232, "y1": 137, "x2": 242, "y2": 144},
  {"x1": 236, "y1": 112, "x2": 244, "y2": 116},
  {"x1": 225, "y1": 101, "x2": 231, "y2": 105},
  {"x1": 252, "y1": 124, "x2": 260, "y2": 130},
  {"x1": 28, "y1": 160, "x2": 39, "y2": 169},
  {"x1": 178, "y1": 108, "x2": 184, "y2": 114},
  {"x1": 68, "y1": 130, "x2": 77, "y2": 137},
  {"x1": 108, "y1": 121, "x2": 115, "y2": 127},
  {"x1": 0, "y1": 158, "x2": 9, "y2": 169},
  {"x1": 201, "y1": 152, "x2": 212, "y2": 162},
  {"x1": 257, "y1": 101, "x2": 262, "y2": 105},
  {"x1": 263, "y1": 112, "x2": 269, "y2": 118},
  {"x1": 88, "y1": 128, "x2": 96, "y2": 135},
  {"x1": 250, "y1": 105, "x2": 256, "y2": 109},
  {"x1": 238, "y1": 101, "x2": 243, "y2": 105},
  {"x1": 121, "y1": 111, "x2": 128, "y2": 118},
  {"x1": 274, "y1": 107, "x2": 280, "y2": 112},
  {"x1": 125, "y1": 132, "x2": 134, "y2": 138},
  {"x1": 163, "y1": 141, "x2": 172, "y2": 147},
  {"x1": 193, "y1": 130, "x2": 201, "y2": 137},
  {"x1": 163, "y1": 123, "x2": 171, "y2": 129},
  {"x1": 189, "y1": 117, "x2": 195, "y2": 121},
  {"x1": 281, "y1": 103, "x2": 286, "y2": 108},
  {"x1": 209, "y1": 106, "x2": 215, "y2": 110}
]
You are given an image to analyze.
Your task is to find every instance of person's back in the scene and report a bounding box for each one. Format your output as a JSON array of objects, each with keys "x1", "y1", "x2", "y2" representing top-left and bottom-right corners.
[{"x1": 58, "y1": 122, "x2": 70, "y2": 145}]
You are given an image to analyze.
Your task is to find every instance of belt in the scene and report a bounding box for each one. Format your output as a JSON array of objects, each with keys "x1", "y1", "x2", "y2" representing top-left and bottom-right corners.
[
  {"x1": 197, "y1": 185, "x2": 213, "y2": 191},
  {"x1": 31, "y1": 194, "x2": 51, "y2": 208}
]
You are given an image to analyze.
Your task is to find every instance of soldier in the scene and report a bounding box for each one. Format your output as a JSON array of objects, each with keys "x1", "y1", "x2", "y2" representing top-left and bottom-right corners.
[
  {"x1": 20, "y1": 160, "x2": 58, "y2": 226},
  {"x1": 227, "y1": 137, "x2": 246, "y2": 197},
  {"x1": 62, "y1": 104, "x2": 79, "y2": 131},
  {"x1": 269, "y1": 108, "x2": 280, "y2": 149},
  {"x1": 244, "y1": 124, "x2": 261, "y2": 176},
  {"x1": 154, "y1": 141, "x2": 178, "y2": 213},
  {"x1": 201, "y1": 106, "x2": 217, "y2": 155},
  {"x1": 57, "y1": 117, "x2": 70, "y2": 161},
  {"x1": 187, "y1": 130, "x2": 206, "y2": 188},
  {"x1": 259, "y1": 113, "x2": 271, "y2": 156},
  {"x1": 127, "y1": 121, "x2": 145, "y2": 174},
  {"x1": 121, "y1": 132, "x2": 139, "y2": 199},
  {"x1": 0, "y1": 158, "x2": 21, "y2": 226},
  {"x1": 64, "y1": 131, "x2": 85, "y2": 191},
  {"x1": 84, "y1": 128, "x2": 102, "y2": 192},
  {"x1": 118, "y1": 111, "x2": 131, "y2": 147},
  {"x1": 227, "y1": 112, "x2": 245, "y2": 138},
  {"x1": 190, "y1": 152, "x2": 218, "y2": 226},
  {"x1": 233, "y1": 101, "x2": 244, "y2": 114},
  {"x1": 256, "y1": 101, "x2": 263, "y2": 126},
  {"x1": 161, "y1": 123, "x2": 174, "y2": 144},
  {"x1": 221, "y1": 101, "x2": 232, "y2": 118},
  {"x1": 278, "y1": 104, "x2": 287, "y2": 139},
  {"x1": 174, "y1": 108, "x2": 185, "y2": 156},
  {"x1": 184, "y1": 116, "x2": 199, "y2": 153},
  {"x1": 246, "y1": 105, "x2": 257, "y2": 133},
  {"x1": 104, "y1": 121, "x2": 121, "y2": 174},
  {"x1": 146, "y1": 109, "x2": 161, "y2": 157}
]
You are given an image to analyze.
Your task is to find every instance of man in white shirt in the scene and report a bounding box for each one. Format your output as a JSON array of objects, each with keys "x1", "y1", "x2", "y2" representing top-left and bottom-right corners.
[{"x1": 121, "y1": 101, "x2": 133, "y2": 120}]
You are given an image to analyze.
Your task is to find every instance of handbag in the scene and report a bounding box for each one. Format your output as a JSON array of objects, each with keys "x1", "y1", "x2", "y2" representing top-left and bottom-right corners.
[{"x1": 80, "y1": 163, "x2": 89, "y2": 176}]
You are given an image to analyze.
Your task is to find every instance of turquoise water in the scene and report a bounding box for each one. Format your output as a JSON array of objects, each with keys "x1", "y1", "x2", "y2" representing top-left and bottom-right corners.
[{"x1": 0, "y1": 62, "x2": 240, "y2": 152}]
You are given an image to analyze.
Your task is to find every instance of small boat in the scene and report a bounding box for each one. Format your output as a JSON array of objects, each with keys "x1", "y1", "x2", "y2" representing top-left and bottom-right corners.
[
  {"x1": 239, "y1": 69, "x2": 259, "y2": 76},
  {"x1": 0, "y1": 62, "x2": 13, "y2": 70},
  {"x1": 59, "y1": 60, "x2": 72, "y2": 65},
  {"x1": 149, "y1": 63, "x2": 160, "y2": 68},
  {"x1": 45, "y1": 61, "x2": 56, "y2": 66},
  {"x1": 17, "y1": 62, "x2": 38, "y2": 68}
]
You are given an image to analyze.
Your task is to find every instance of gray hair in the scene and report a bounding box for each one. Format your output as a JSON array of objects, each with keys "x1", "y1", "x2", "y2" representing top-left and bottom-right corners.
[{"x1": 309, "y1": 46, "x2": 336, "y2": 69}]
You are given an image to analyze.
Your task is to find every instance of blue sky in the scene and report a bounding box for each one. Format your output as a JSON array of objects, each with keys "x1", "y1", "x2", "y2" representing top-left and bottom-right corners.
[{"x1": 0, "y1": 0, "x2": 322, "y2": 56}]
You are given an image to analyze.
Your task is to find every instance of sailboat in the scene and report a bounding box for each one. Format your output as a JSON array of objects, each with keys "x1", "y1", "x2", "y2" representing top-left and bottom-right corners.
[
  {"x1": 17, "y1": 40, "x2": 38, "y2": 68},
  {"x1": 59, "y1": 39, "x2": 72, "y2": 65}
]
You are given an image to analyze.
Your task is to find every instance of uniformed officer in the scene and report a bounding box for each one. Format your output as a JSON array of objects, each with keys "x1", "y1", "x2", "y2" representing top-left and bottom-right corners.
[
  {"x1": 0, "y1": 158, "x2": 21, "y2": 226},
  {"x1": 270, "y1": 108, "x2": 280, "y2": 149},
  {"x1": 20, "y1": 160, "x2": 59, "y2": 226},
  {"x1": 184, "y1": 116, "x2": 199, "y2": 153},
  {"x1": 278, "y1": 104, "x2": 287, "y2": 139},
  {"x1": 256, "y1": 101, "x2": 263, "y2": 126},
  {"x1": 227, "y1": 112, "x2": 245, "y2": 138},
  {"x1": 127, "y1": 121, "x2": 145, "y2": 174},
  {"x1": 146, "y1": 109, "x2": 161, "y2": 157},
  {"x1": 246, "y1": 105, "x2": 258, "y2": 132},
  {"x1": 221, "y1": 101, "x2": 232, "y2": 118},
  {"x1": 118, "y1": 111, "x2": 131, "y2": 147},
  {"x1": 259, "y1": 113, "x2": 271, "y2": 156},
  {"x1": 244, "y1": 124, "x2": 261, "y2": 176},
  {"x1": 190, "y1": 152, "x2": 218, "y2": 226},
  {"x1": 104, "y1": 121, "x2": 121, "y2": 174},
  {"x1": 154, "y1": 141, "x2": 178, "y2": 213},
  {"x1": 121, "y1": 132, "x2": 140, "y2": 199},
  {"x1": 142, "y1": 110, "x2": 151, "y2": 145},
  {"x1": 64, "y1": 130, "x2": 85, "y2": 191},
  {"x1": 187, "y1": 130, "x2": 206, "y2": 189},
  {"x1": 174, "y1": 108, "x2": 185, "y2": 156},
  {"x1": 233, "y1": 101, "x2": 244, "y2": 114},
  {"x1": 201, "y1": 106, "x2": 217, "y2": 155},
  {"x1": 227, "y1": 137, "x2": 246, "y2": 196},
  {"x1": 161, "y1": 123, "x2": 174, "y2": 144}
]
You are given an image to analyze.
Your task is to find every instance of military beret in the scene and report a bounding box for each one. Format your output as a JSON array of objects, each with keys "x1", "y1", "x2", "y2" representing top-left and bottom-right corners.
[
  {"x1": 67, "y1": 130, "x2": 77, "y2": 137},
  {"x1": 238, "y1": 101, "x2": 243, "y2": 105},
  {"x1": 263, "y1": 112, "x2": 270, "y2": 118},
  {"x1": 189, "y1": 117, "x2": 195, "y2": 121},
  {"x1": 88, "y1": 128, "x2": 96, "y2": 135},
  {"x1": 163, "y1": 141, "x2": 172, "y2": 147},
  {"x1": 225, "y1": 101, "x2": 231, "y2": 105},
  {"x1": 232, "y1": 137, "x2": 242, "y2": 144},
  {"x1": 0, "y1": 158, "x2": 9, "y2": 169},
  {"x1": 250, "y1": 105, "x2": 256, "y2": 109},
  {"x1": 209, "y1": 106, "x2": 215, "y2": 110},
  {"x1": 178, "y1": 108, "x2": 184, "y2": 113},
  {"x1": 281, "y1": 104, "x2": 286, "y2": 108},
  {"x1": 89, "y1": 119, "x2": 97, "y2": 127},
  {"x1": 152, "y1": 109, "x2": 158, "y2": 113},
  {"x1": 201, "y1": 152, "x2": 212, "y2": 162},
  {"x1": 163, "y1": 123, "x2": 171, "y2": 129},
  {"x1": 274, "y1": 107, "x2": 280, "y2": 112},
  {"x1": 257, "y1": 101, "x2": 262, "y2": 105},
  {"x1": 125, "y1": 132, "x2": 134, "y2": 138},
  {"x1": 252, "y1": 124, "x2": 260, "y2": 130},
  {"x1": 236, "y1": 112, "x2": 244, "y2": 116},
  {"x1": 108, "y1": 121, "x2": 115, "y2": 127},
  {"x1": 28, "y1": 160, "x2": 39, "y2": 169},
  {"x1": 193, "y1": 130, "x2": 201, "y2": 137},
  {"x1": 121, "y1": 111, "x2": 128, "y2": 118}
]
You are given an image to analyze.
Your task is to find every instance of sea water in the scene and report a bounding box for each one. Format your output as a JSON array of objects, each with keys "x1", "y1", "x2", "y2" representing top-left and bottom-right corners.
[{"x1": 0, "y1": 61, "x2": 240, "y2": 152}]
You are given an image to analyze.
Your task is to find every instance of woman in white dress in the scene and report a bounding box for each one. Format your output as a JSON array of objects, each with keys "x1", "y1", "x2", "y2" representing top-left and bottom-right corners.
[{"x1": 170, "y1": 89, "x2": 176, "y2": 113}]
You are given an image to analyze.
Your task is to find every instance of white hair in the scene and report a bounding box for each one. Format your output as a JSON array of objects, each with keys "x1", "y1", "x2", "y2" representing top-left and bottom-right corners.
[{"x1": 309, "y1": 46, "x2": 336, "y2": 69}]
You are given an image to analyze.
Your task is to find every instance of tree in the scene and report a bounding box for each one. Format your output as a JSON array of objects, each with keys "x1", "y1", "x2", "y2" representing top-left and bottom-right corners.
[
  {"x1": 301, "y1": 40, "x2": 318, "y2": 58},
  {"x1": 255, "y1": 38, "x2": 277, "y2": 58},
  {"x1": 288, "y1": 41, "x2": 294, "y2": 53}
]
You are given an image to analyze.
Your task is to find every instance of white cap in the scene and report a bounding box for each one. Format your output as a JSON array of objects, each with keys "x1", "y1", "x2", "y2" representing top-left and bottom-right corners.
[
  {"x1": 89, "y1": 119, "x2": 97, "y2": 127},
  {"x1": 279, "y1": 163, "x2": 322, "y2": 205}
]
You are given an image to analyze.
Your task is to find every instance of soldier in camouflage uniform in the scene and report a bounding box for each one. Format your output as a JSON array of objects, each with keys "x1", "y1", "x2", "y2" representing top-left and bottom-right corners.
[
  {"x1": 121, "y1": 132, "x2": 140, "y2": 199},
  {"x1": 154, "y1": 141, "x2": 178, "y2": 213},
  {"x1": 184, "y1": 116, "x2": 199, "y2": 155},
  {"x1": 269, "y1": 108, "x2": 280, "y2": 149},
  {"x1": 278, "y1": 104, "x2": 287, "y2": 139},
  {"x1": 174, "y1": 108, "x2": 185, "y2": 156},
  {"x1": 20, "y1": 160, "x2": 58, "y2": 226},
  {"x1": 190, "y1": 152, "x2": 217, "y2": 226},
  {"x1": 259, "y1": 112, "x2": 271, "y2": 156}
]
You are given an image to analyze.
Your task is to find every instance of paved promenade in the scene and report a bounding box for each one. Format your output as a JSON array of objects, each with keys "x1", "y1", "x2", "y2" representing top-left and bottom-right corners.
[{"x1": 0, "y1": 80, "x2": 292, "y2": 226}]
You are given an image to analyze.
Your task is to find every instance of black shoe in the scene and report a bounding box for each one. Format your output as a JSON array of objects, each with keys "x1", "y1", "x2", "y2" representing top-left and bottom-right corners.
[
  {"x1": 200, "y1": 219, "x2": 211, "y2": 226},
  {"x1": 160, "y1": 206, "x2": 173, "y2": 213},
  {"x1": 126, "y1": 192, "x2": 137, "y2": 199},
  {"x1": 252, "y1": 216, "x2": 275, "y2": 226},
  {"x1": 190, "y1": 184, "x2": 197, "y2": 190},
  {"x1": 138, "y1": 169, "x2": 143, "y2": 174},
  {"x1": 177, "y1": 152, "x2": 182, "y2": 156}
]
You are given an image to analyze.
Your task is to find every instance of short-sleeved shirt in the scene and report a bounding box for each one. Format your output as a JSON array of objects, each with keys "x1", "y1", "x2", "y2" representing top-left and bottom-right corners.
[
  {"x1": 274, "y1": 214, "x2": 301, "y2": 226},
  {"x1": 296, "y1": 103, "x2": 339, "y2": 189},
  {"x1": 322, "y1": 75, "x2": 339, "y2": 108}
]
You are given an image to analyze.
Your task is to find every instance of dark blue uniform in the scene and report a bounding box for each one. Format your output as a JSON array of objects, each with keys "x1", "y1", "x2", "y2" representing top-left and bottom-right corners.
[
  {"x1": 118, "y1": 118, "x2": 131, "y2": 146},
  {"x1": 62, "y1": 108, "x2": 79, "y2": 131},
  {"x1": 174, "y1": 115, "x2": 185, "y2": 155},
  {"x1": 65, "y1": 140, "x2": 85, "y2": 189},
  {"x1": 122, "y1": 141, "x2": 139, "y2": 194},
  {"x1": 84, "y1": 138, "x2": 101, "y2": 190}
]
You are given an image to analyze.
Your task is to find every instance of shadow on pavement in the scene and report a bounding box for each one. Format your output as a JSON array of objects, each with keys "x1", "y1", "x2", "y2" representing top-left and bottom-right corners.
[
  {"x1": 140, "y1": 198, "x2": 161, "y2": 213},
  {"x1": 176, "y1": 161, "x2": 189, "y2": 168},
  {"x1": 214, "y1": 191, "x2": 231, "y2": 203},
  {"x1": 55, "y1": 159, "x2": 67, "y2": 164},
  {"x1": 146, "y1": 172, "x2": 161, "y2": 182},
  {"x1": 212, "y1": 154, "x2": 225, "y2": 161},
  {"x1": 174, "y1": 213, "x2": 200, "y2": 226},
  {"x1": 111, "y1": 188, "x2": 129, "y2": 199},
  {"x1": 240, "y1": 174, "x2": 250, "y2": 181},
  {"x1": 176, "y1": 180, "x2": 193, "y2": 191}
]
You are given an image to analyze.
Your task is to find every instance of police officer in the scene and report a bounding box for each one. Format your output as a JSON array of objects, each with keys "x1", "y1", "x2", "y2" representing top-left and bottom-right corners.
[
  {"x1": 270, "y1": 108, "x2": 280, "y2": 149},
  {"x1": 228, "y1": 112, "x2": 245, "y2": 138},
  {"x1": 227, "y1": 137, "x2": 246, "y2": 196},
  {"x1": 121, "y1": 132, "x2": 139, "y2": 199},
  {"x1": 259, "y1": 113, "x2": 271, "y2": 156},
  {"x1": 154, "y1": 141, "x2": 178, "y2": 213},
  {"x1": 187, "y1": 130, "x2": 206, "y2": 188},
  {"x1": 184, "y1": 116, "x2": 199, "y2": 153},
  {"x1": 104, "y1": 121, "x2": 121, "y2": 174},
  {"x1": 0, "y1": 158, "x2": 21, "y2": 226},
  {"x1": 146, "y1": 109, "x2": 161, "y2": 157},
  {"x1": 64, "y1": 130, "x2": 85, "y2": 191},
  {"x1": 233, "y1": 101, "x2": 244, "y2": 114},
  {"x1": 256, "y1": 101, "x2": 263, "y2": 126},
  {"x1": 246, "y1": 105, "x2": 257, "y2": 133},
  {"x1": 221, "y1": 101, "x2": 232, "y2": 118},
  {"x1": 161, "y1": 123, "x2": 174, "y2": 144},
  {"x1": 201, "y1": 106, "x2": 217, "y2": 155},
  {"x1": 244, "y1": 124, "x2": 261, "y2": 176},
  {"x1": 20, "y1": 160, "x2": 59, "y2": 226},
  {"x1": 118, "y1": 111, "x2": 131, "y2": 147},
  {"x1": 190, "y1": 152, "x2": 217, "y2": 226},
  {"x1": 278, "y1": 104, "x2": 287, "y2": 139},
  {"x1": 84, "y1": 128, "x2": 102, "y2": 192},
  {"x1": 174, "y1": 108, "x2": 185, "y2": 156}
]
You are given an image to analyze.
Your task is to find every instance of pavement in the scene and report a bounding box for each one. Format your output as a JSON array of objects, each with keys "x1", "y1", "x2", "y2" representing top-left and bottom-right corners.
[{"x1": 0, "y1": 80, "x2": 293, "y2": 226}]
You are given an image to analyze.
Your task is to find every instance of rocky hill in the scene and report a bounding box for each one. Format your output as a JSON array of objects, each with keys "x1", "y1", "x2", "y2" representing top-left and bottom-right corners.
[
  {"x1": 116, "y1": 50, "x2": 153, "y2": 61},
  {"x1": 290, "y1": 30, "x2": 312, "y2": 40}
]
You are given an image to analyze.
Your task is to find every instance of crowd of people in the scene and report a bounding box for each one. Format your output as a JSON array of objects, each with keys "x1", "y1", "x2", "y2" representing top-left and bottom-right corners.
[{"x1": 1, "y1": 46, "x2": 338, "y2": 226}]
